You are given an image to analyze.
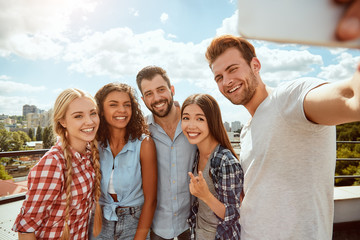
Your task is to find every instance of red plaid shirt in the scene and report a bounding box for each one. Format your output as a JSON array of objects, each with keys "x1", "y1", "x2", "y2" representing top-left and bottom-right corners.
[{"x1": 12, "y1": 141, "x2": 95, "y2": 240}]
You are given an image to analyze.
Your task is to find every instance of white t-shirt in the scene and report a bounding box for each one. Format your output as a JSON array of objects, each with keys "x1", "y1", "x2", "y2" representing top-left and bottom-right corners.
[{"x1": 240, "y1": 78, "x2": 336, "y2": 240}]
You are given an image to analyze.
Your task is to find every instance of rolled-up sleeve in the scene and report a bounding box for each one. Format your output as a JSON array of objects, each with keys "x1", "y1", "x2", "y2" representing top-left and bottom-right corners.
[
  {"x1": 212, "y1": 150, "x2": 243, "y2": 239},
  {"x1": 12, "y1": 154, "x2": 63, "y2": 233}
]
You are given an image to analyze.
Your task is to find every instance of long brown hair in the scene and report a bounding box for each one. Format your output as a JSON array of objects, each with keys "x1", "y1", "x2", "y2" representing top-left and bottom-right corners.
[
  {"x1": 95, "y1": 83, "x2": 149, "y2": 148},
  {"x1": 205, "y1": 35, "x2": 256, "y2": 68},
  {"x1": 181, "y1": 93, "x2": 238, "y2": 159},
  {"x1": 53, "y1": 88, "x2": 102, "y2": 239}
]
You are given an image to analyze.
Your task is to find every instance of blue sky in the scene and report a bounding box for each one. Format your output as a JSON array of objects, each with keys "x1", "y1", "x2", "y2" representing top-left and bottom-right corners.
[{"x1": 0, "y1": 0, "x2": 359, "y2": 125}]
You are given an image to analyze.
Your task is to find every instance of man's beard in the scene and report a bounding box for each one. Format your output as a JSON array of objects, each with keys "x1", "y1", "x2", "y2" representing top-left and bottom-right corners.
[
  {"x1": 150, "y1": 96, "x2": 174, "y2": 118},
  {"x1": 229, "y1": 71, "x2": 258, "y2": 106}
]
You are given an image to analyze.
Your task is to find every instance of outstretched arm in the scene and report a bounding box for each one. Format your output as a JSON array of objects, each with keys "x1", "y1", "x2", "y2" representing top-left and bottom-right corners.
[{"x1": 304, "y1": 63, "x2": 360, "y2": 125}]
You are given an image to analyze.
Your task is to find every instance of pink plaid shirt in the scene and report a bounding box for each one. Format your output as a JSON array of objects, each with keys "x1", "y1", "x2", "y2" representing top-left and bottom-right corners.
[{"x1": 12, "y1": 141, "x2": 95, "y2": 240}]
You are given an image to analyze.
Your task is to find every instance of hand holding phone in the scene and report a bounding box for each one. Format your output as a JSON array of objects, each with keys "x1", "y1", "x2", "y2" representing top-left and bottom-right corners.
[{"x1": 237, "y1": 0, "x2": 360, "y2": 48}]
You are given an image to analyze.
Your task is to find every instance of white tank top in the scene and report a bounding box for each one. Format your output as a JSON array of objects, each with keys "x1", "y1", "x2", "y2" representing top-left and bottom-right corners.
[{"x1": 107, "y1": 170, "x2": 116, "y2": 194}]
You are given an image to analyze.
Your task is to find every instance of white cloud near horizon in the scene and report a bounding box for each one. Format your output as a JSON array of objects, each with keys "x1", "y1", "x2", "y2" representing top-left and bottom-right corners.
[{"x1": 0, "y1": 80, "x2": 46, "y2": 94}]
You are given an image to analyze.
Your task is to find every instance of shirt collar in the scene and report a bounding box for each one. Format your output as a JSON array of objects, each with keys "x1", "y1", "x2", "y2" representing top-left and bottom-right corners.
[{"x1": 103, "y1": 137, "x2": 136, "y2": 155}]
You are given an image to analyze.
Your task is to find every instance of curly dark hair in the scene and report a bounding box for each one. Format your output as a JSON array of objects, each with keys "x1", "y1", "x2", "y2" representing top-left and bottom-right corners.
[{"x1": 95, "y1": 82, "x2": 149, "y2": 148}]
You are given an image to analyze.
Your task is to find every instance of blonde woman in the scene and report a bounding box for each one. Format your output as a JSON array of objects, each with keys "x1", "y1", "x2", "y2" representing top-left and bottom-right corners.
[{"x1": 13, "y1": 88, "x2": 102, "y2": 239}]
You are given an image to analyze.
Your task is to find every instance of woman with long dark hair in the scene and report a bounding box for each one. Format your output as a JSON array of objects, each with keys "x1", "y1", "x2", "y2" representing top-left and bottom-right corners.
[{"x1": 181, "y1": 93, "x2": 243, "y2": 240}]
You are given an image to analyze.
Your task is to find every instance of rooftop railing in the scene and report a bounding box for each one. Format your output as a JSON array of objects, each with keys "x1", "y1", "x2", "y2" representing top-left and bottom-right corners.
[{"x1": 0, "y1": 143, "x2": 360, "y2": 239}]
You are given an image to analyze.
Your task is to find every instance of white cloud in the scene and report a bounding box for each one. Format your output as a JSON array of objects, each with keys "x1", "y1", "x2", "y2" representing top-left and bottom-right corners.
[
  {"x1": 160, "y1": 13, "x2": 169, "y2": 24},
  {"x1": 0, "y1": 75, "x2": 11, "y2": 80},
  {"x1": 257, "y1": 47, "x2": 323, "y2": 85},
  {"x1": 317, "y1": 53, "x2": 360, "y2": 82},
  {"x1": 167, "y1": 33, "x2": 177, "y2": 39},
  {"x1": 0, "y1": 96, "x2": 37, "y2": 116},
  {"x1": 0, "y1": 0, "x2": 98, "y2": 59},
  {"x1": 216, "y1": 10, "x2": 238, "y2": 36},
  {"x1": 129, "y1": 8, "x2": 139, "y2": 17},
  {"x1": 63, "y1": 28, "x2": 211, "y2": 84},
  {"x1": 0, "y1": 80, "x2": 46, "y2": 94}
]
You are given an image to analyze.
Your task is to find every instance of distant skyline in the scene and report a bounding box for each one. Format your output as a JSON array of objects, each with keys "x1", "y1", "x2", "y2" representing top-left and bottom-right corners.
[{"x1": 0, "y1": 0, "x2": 359, "y2": 124}]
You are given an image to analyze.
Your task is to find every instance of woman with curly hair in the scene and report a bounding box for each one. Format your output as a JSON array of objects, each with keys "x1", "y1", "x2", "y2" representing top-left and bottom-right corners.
[
  {"x1": 90, "y1": 83, "x2": 157, "y2": 240},
  {"x1": 13, "y1": 88, "x2": 102, "y2": 239}
]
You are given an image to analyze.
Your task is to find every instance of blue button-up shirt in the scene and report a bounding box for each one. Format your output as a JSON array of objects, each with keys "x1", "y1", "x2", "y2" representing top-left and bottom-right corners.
[
  {"x1": 147, "y1": 114, "x2": 197, "y2": 238},
  {"x1": 98, "y1": 137, "x2": 144, "y2": 221}
]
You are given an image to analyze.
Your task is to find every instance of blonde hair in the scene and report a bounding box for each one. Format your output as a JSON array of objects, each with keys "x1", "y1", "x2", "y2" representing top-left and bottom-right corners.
[{"x1": 53, "y1": 88, "x2": 102, "y2": 239}]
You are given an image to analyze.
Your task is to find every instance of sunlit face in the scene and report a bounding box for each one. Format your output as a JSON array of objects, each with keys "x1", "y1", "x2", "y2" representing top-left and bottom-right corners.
[
  {"x1": 181, "y1": 104, "x2": 212, "y2": 146},
  {"x1": 212, "y1": 47, "x2": 259, "y2": 106},
  {"x1": 140, "y1": 74, "x2": 174, "y2": 118},
  {"x1": 103, "y1": 91, "x2": 132, "y2": 130},
  {"x1": 60, "y1": 97, "x2": 99, "y2": 153}
]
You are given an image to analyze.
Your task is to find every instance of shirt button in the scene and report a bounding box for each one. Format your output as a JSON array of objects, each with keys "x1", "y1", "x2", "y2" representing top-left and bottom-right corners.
[
  {"x1": 172, "y1": 164, "x2": 175, "y2": 167},
  {"x1": 173, "y1": 180, "x2": 175, "y2": 184},
  {"x1": 171, "y1": 147, "x2": 174, "y2": 150},
  {"x1": 174, "y1": 213, "x2": 177, "y2": 216}
]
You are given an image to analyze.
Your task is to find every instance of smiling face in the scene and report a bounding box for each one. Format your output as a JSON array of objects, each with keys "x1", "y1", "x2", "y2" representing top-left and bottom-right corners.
[
  {"x1": 181, "y1": 104, "x2": 213, "y2": 146},
  {"x1": 212, "y1": 47, "x2": 259, "y2": 106},
  {"x1": 60, "y1": 97, "x2": 99, "y2": 153},
  {"x1": 140, "y1": 74, "x2": 174, "y2": 118},
  {"x1": 103, "y1": 91, "x2": 132, "y2": 131}
]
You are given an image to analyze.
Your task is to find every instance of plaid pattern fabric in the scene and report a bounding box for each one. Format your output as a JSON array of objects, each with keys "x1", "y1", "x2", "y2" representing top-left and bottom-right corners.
[
  {"x1": 12, "y1": 141, "x2": 95, "y2": 240},
  {"x1": 188, "y1": 145, "x2": 243, "y2": 240}
]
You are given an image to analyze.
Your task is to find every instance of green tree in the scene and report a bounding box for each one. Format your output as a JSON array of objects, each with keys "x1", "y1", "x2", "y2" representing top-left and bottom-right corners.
[
  {"x1": 28, "y1": 128, "x2": 34, "y2": 140},
  {"x1": 18, "y1": 131, "x2": 31, "y2": 147},
  {"x1": 42, "y1": 126, "x2": 55, "y2": 149},
  {"x1": 0, "y1": 164, "x2": 12, "y2": 180},
  {"x1": 335, "y1": 122, "x2": 360, "y2": 186},
  {"x1": 0, "y1": 129, "x2": 11, "y2": 152},
  {"x1": 9, "y1": 132, "x2": 22, "y2": 151},
  {"x1": 36, "y1": 125, "x2": 42, "y2": 141}
]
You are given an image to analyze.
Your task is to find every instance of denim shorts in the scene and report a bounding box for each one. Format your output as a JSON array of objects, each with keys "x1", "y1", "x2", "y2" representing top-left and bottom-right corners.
[{"x1": 89, "y1": 205, "x2": 150, "y2": 240}]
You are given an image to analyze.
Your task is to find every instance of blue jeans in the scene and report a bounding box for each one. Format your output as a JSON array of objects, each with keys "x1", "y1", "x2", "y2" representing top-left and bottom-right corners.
[{"x1": 89, "y1": 205, "x2": 150, "y2": 240}]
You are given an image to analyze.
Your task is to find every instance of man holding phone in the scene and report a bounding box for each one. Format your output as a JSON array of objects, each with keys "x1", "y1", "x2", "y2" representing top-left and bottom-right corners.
[{"x1": 205, "y1": 35, "x2": 360, "y2": 239}]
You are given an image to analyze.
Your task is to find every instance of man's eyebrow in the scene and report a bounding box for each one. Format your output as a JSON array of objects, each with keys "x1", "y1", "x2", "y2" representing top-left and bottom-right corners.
[
  {"x1": 214, "y1": 64, "x2": 238, "y2": 80},
  {"x1": 225, "y1": 63, "x2": 237, "y2": 71}
]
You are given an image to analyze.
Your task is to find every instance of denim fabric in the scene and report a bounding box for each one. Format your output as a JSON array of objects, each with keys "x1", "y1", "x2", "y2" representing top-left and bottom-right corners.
[
  {"x1": 147, "y1": 114, "x2": 197, "y2": 238},
  {"x1": 89, "y1": 205, "x2": 150, "y2": 240},
  {"x1": 98, "y1": 137, "x2": 145, "y2": 221}
]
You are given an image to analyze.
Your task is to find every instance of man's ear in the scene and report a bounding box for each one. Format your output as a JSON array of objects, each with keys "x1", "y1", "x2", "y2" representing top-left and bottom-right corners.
[
  {"x1": 251, "y1": 57, "x2": 261, "y2": 73},
  {"x1": 171, "y1": 85, "x2": 175, "y2": 96}
]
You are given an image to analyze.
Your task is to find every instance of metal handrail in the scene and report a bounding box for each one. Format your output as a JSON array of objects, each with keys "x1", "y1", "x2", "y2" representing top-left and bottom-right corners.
[
  {"x1": 0, "y1": 149, "x2": 48, "y2": 158},
  {"x1": 335, "y1": 141, "x2": 360, "y2": 179},
  {"x1": 1, "y1": 141, "x2": 360, "y2": 179}
]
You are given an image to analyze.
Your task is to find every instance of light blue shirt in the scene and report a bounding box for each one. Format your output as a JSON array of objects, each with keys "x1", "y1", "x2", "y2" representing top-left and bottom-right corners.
[
  {"x1": 147, "y1": 114, "x2": 197, "y2": 238},
  {"x1": 98, "y1": 136, "x2": 144, "y2": 221}
]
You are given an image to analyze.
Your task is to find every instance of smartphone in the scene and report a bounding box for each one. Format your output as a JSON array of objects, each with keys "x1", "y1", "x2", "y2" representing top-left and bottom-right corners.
[{"x1": 237, "y1": 0, "x2": 360, "y2": 48}]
